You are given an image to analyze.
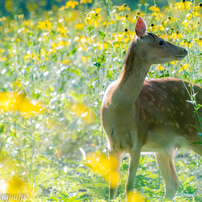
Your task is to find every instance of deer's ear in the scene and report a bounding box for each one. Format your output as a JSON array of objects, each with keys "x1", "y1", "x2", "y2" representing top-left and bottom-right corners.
[{"x1": 135, "y1": 17, "x2": 146, "y2": 38}]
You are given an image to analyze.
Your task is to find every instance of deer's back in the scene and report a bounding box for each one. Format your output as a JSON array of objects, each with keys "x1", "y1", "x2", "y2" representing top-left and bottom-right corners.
[{"x1": 136, "y1": 77, "x2": 202, "y2": 150}]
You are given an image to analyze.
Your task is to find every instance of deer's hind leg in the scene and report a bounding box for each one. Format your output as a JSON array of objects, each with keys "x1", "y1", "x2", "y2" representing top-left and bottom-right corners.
[{"x1": 156, "y1": 149, "x2": 179, "y2": 199}]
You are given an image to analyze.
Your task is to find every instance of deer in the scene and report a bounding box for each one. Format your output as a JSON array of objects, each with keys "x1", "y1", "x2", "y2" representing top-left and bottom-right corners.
[{"x1": 100, "y1": 17, "x2": 202, "y2": 200}]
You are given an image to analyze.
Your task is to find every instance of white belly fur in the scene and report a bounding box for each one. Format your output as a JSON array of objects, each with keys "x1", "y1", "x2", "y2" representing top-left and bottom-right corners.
[{"x1": 141, "y1": 131, "x2": 187, "y2": 153}]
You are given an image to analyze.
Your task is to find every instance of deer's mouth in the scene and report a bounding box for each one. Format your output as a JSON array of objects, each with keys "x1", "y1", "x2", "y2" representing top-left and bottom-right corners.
[
  {"x1": 175, "y1": 55, "x2": 187, "y2": 60},
  {"x1": 175, "y1": 49, "x2": 188, "y2": 60}
]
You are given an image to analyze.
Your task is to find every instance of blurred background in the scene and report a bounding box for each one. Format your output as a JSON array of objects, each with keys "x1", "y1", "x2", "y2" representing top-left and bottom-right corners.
[{"x1": 0, "y1": 0, "x2": 189, "y2": 18}]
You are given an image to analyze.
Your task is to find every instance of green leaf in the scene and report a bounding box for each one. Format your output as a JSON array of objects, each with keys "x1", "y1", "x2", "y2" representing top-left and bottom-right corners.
[
  {"x1": 69, "y1": 69, "x2": 81, "y2": 76},
  {"x1": 113, "y1": 41, "x2": 123, "y2": 46},
  {"x1": 87, "y1": 26, "x2": 94, "y2": 32},
  {"x1": 68, "y1": 48, "x2": 77, "y2": 56},
  {"x1": 196, "y1": 104, "x2": 202, "y2": 110},
  {"x1": 0, "y1": 124, "x2": 4, "y2": 133},
  {"x1": 107, "y1": 70, "x2": 113, "y2": 79},
  {"x1": 93, "y1": 62, "x2": 101, "y2": 68},
  {"x1": 40, "y1": 65, "x2": 46, "y2": 70},
  {"x1": 98, "y1": 31, "x2": 106, "y2": 39}
]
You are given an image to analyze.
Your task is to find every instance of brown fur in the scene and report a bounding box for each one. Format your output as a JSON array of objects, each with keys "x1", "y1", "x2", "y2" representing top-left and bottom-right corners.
[{"x1": 101, "y1": 18, "x2": 202, "y2": 200}]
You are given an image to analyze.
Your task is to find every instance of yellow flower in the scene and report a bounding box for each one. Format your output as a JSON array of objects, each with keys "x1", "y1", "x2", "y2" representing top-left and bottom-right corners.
[
  {"x1": 149, "y1": 23, "x2": 158, "y2": 32},
  {"x1": 7, "y1": 175, "x2": 27, "y2": 195},
  {"x1": 0, "y1": 48, "x2": 5, "y2": 53},
  {"x1": 75, "y1": 23, "x2": 84, "y2": 29},
  {"x1": 70, "y1": 103, "x2": 96, "y2": 124},
  {"x1": 170, "y1": 31, "x2": 184, "y2": 40},
  {"x1": 94, "y1": 8, "x2": 102, "y2": 13},
  {"x1": 192, "y1": 9, "x2": 199, "y2": 17},
  {"x1": 85, "y1": 9, "x2": 102, "y2": 27},
  {"x1": 40, "y1": 48, "x2": 46, "y2": 57},
  {"x1": 158, "y1": 25, "x2": 164, "y2": 31},
  {"x1": 102, "y1": 21, "x2": 115, "y2": 26},
  {"x1": 127, "y1": 191, "x2": 145, "y2": 202},
  {"x1": 178, "y1": 64, "x2": 190, "y2": 73},
  {"x1": 167, "y1": 17, "x2": 178, "y2": 23},
  {"x1": 57, "y1": 26, "x2": 67, "y2": 35},
  {"x1": 170, "y1": 61, "x2": 176, "y2": 65},
  {"x1": 187, "y1": 13, "x2": 193, "y2": 19},
  {"x1": 193, "y1": 3, "x2": 202, "y2": 11},
  {"x1": 117, "y1": 14, "x2": 131, "y2": 23},
  {"x1": 59, "y1": 5, "x2": 65, "y2": 11},
  {"x1": 136, "y1": 12, "x2": 146, "y2": 17},
  {"x1": 48, "y1": 48, "x2": 57, "y2": 55},
  {"x1": 19, "y1": 99, "x2": 44, "y2": 118},
  {"x1": 62, "y1": 59, "x2": 70, "y2": 64},
  {"x1": 96, "y1": 42, "x2": 109, "y2": 50},
  {"x1": 65, "y1": 0, "x2": 79, "y2": 9},
  {"x1": 81, "y1": 56, "x2": 90, "y2": 63},
  {"x1": 186, "y1": 41, "x2": 193, "y2": 48},
  {"x1": 175, "y1": 0, "x2": 192, "y2": 10},
  {"x1": 80, "y1": 0, "x2": 92, "y2": 3},
  {"x1": 0, "y1": 91, "x2": 44, "y2": 117},
  {"x1": 112, "y1": 33, "x2": 124, "y2": 42},
  {"x1": 152, "y1": 12, "x2": 162, "y2": 20},
  {"x1": 156, "y1": 65, "x2": 164, "y2": 71},
  {"x1": 16, "y1": 38, "x2": 21, "y2": 42},
  {"x1": 13, "y1": 80, "x2": 22, "y2": 88},
  {"x1": 57, "y1": 40, "x2": 70, "y2": 47},
  {"x1": 74, "y1": 35, "x2": 84, "y2": 42},
  {"x1": 196, "y1": 38, "x2": 202, "y2": 50},
  {"x1": 17, "y1": 14, "x2": 24, "y2": 19},
  {"x1": 4, "y1": 174, "x2": 35, "y2": 198},
  {"x1": 182, "y1": 20, "x2": 189, "y2": 28},
  {"x1": 120, "y1": 28, "x2": 134, "y2": 43},
  {"x1": 37, "y1": 19, "x2": 52, "y2": 31},
  {"x1": 117, "y1": 3, "x2": 130, "y2": 11},
  {"x1": 149, "y1": 5, "x2": 160, "y2": 12},
  {"x1": 180, "y1": 41, "x2": 185, "y2": 46},
  {"x1": 0, "y1": 92, "x2": 24, "y2": 112},
  {"x1": 0, "y1": 56, "x2": 7, "y2": 62},
  {"x1": 85, "y1": 152, "x2": 119, "y2": 188},
  {"x1": 160, "y1": 34, "x2": 167, "y2": 39}
]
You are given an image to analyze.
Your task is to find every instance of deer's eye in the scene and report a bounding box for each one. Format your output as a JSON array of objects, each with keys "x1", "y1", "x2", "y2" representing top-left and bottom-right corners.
[{"x1": 159, "y1": 40, "x2": 165, "y2": 46}]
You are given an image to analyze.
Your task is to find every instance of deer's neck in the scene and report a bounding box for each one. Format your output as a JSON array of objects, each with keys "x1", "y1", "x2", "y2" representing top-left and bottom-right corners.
[{"x1": 112, "y1": 41, "x2": 151, "y2": 109}]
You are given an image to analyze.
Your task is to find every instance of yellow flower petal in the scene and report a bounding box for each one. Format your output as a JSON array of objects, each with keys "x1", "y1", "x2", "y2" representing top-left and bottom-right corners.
[
  {"x1": 85, "y1": 152, "x2": 119, "y2": 187},
  {"x1": 19, "y1": 100, "x2": 44, "y2": 118},
  {"x1": 149, "y1": 5, "x2": 160, "y2": 12},
  {"x1": 94, "y1": 8, "x2": 102, "y2": 13},
  {"x1": 156, "y1": 65, "x2": 164, "y2": 71},
  {"x1": 94, "y1": 20, "x2": 99, "y2": 27},
  {"x1": 0, "y1": 92, "x2": 24, "y2": 112},
  {"x1": 70, "y1": 103, "x2": 96, "y2": 124},
  {"x1": 127, "y1": 191, "x2": 145, "y2": 202}
]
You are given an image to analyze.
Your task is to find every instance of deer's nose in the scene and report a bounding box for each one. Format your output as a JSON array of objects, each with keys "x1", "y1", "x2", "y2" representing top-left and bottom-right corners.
[{"x1": 183, "y1": 49, "x2": 188, "y2": 55}]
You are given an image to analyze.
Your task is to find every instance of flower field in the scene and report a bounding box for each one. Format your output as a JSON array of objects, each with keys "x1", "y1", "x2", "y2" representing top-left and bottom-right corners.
[{"x1": 0, "y1": 0, "x2": 202, "y2": 201}]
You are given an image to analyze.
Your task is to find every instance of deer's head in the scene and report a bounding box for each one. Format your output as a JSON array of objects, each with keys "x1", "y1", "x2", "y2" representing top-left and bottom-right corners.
[{"x1": 133, "y1": 17, "x2": 188, "y2": 65}]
